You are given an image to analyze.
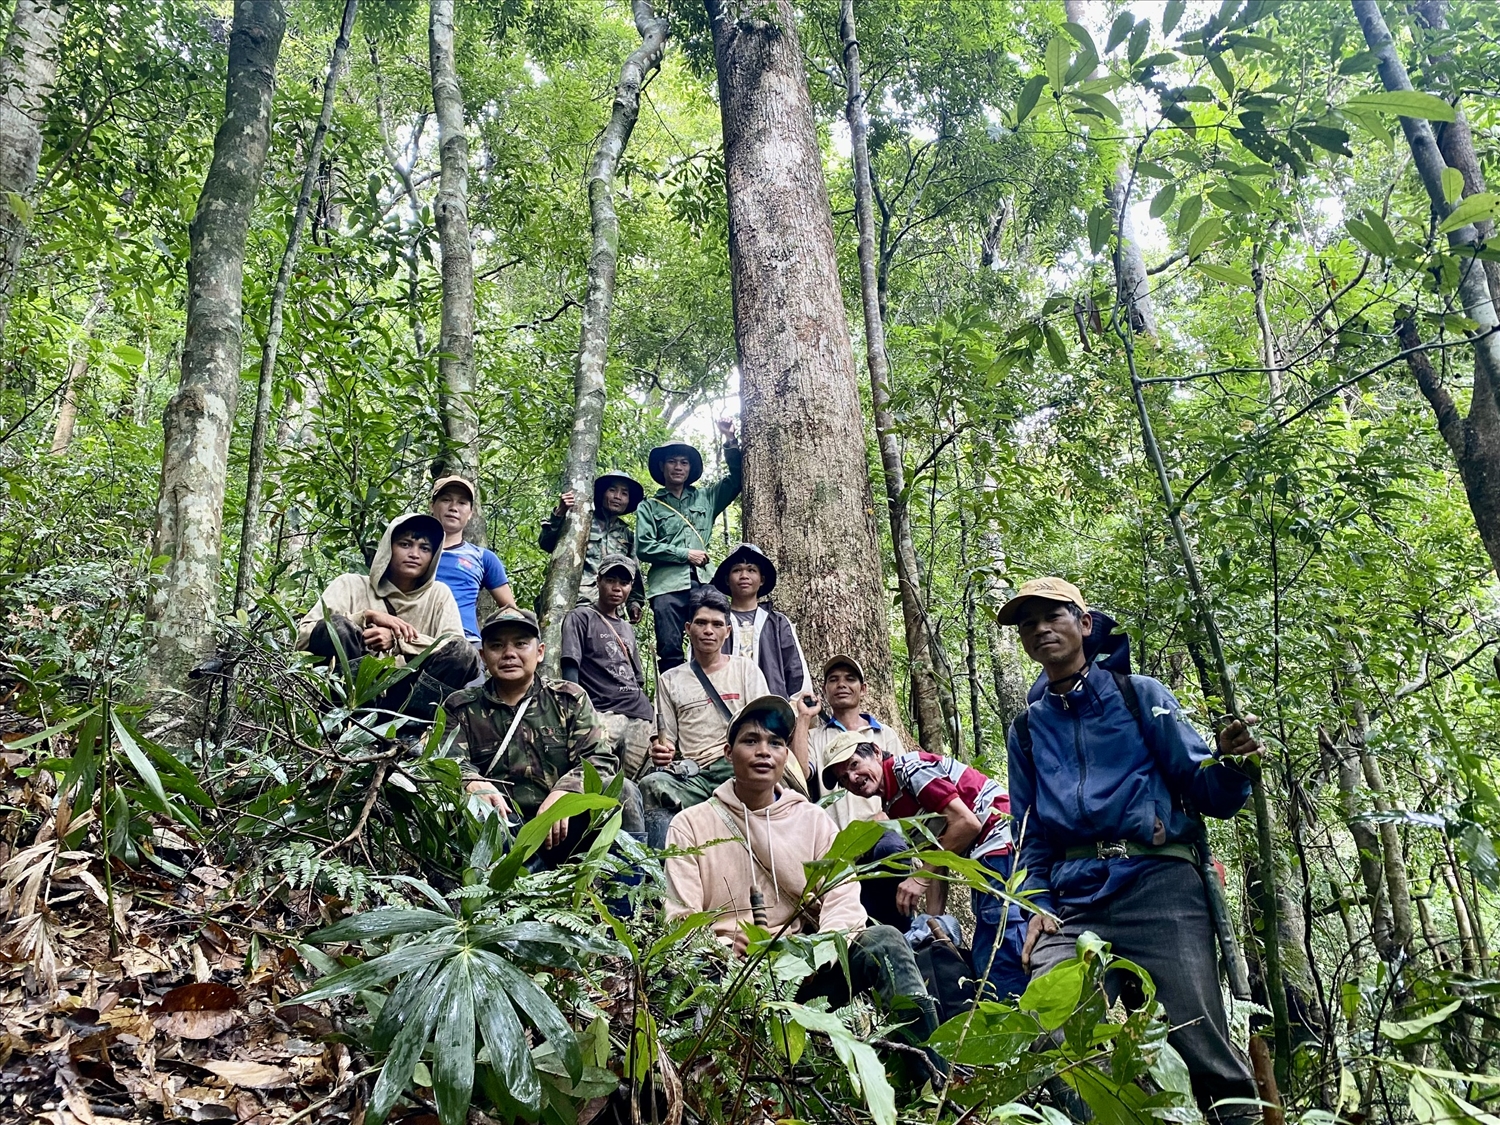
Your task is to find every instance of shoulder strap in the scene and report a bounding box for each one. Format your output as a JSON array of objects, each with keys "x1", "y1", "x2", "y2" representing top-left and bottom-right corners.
[
  {"x1": 484, "y1": 698, "x2": 533, "y2": 775},
  {"x1": 643, "y1": 497, "x2": 709, "y2": 549},
  {"x1": 590, "y1": 606, "x2": 643, "y2": 679},
  {"x1": 1013, "y1": 707, "x2": 1031, "y2": 759},
  {"x1": 691, "y1": 659, "x2": 735, "y2": 723}
]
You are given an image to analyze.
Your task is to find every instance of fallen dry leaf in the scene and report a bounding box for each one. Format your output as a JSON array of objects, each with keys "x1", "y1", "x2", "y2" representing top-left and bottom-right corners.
[
  {"x1": 201, "y1": 1059, "x2": 292, "y2": 1089},
  {"x1": 152, "y1": 1008, "x2": 243, "y2": 1039}
]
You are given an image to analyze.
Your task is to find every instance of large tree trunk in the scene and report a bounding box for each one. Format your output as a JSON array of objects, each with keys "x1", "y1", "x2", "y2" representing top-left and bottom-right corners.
[
  {"x1": 537, "y1": 1, "x2": 667, "y2": 675},
  {"x1": 233, "y1": 0, "x2": 357, "y2": 612},
  {"x1": 0, "y1": 0, "x2": 69, "y2": 349},
  {"x1": 145, "y1": 0, "x2": 285, "y2": 693},
  {"x1": 48, "y1": 290, "x2": 104, "y2": 454},
  {"x1": 428, "y1": 0, "x2": 481, "y2": 540},
  {"x1": 706, "y1": 0, "x2": 898, "y2": 721},
  {"x1": 840, "y1": 0, "x2": 949, "y2": 753}
]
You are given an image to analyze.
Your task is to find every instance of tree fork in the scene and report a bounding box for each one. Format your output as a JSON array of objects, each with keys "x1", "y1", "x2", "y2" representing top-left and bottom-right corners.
[
  {"x1": 233, "y1": 0, "x2": 358, "y2": 612},
  {"x1": 537, "y1": 1, "x2": 668, "y2": 674},
  {"x1": 839, "y1": 0, "x2": 950, "y2": 753}
]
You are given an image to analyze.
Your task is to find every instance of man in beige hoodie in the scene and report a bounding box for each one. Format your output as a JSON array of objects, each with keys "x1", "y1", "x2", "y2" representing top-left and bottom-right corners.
[
  {"x1": 664, "y1": 695, "x2": 940, "y2": 1051},
  {"x1": 296, "y1": 513, "x2": 479, "y2": 721}
]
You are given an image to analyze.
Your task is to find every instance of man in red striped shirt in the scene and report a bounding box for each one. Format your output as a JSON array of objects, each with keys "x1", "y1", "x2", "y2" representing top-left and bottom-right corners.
[{"x1": 823, "y1": 735, "x2": 1028, "y2": 999}]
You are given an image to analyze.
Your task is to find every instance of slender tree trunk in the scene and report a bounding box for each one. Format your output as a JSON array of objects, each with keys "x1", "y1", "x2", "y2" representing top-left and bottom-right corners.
[
  {"x1": 371, "y1": 45, "x2": 427, "y2": 359},
  {"x1": 840, "y1": 0, "x2": 948, "y2": 752},
  {"x1": 1322, "y1": 724, "x2": 1396, "y2": 957},
  {"x1": 233, "y1": 0, "x2": 356, "y2": 612},
  {"x1": 48, "y1": 290, "x2": 104, "y2": 454},
  {"x1": 706, "y1": 0, "x2": 898, "y2": 722},
  {"x1": 1350, "y1": 702, "x2": 1415, "y2": 955},
  {"x1": 537, "y1": 2, "x2": 667, "y2": 676},
  {"x1": 0, "y1": 0, "x2": 69, "y2": 348},
  {"x1": 145, "y1": 0, "x2": 286, "y2": 693},
  {"x1": 429, "y1": 0, "x2": 481, "y2": 539},
  {"x1": 1252, "y1": 242, "x2": 1285, "y2": 412}
]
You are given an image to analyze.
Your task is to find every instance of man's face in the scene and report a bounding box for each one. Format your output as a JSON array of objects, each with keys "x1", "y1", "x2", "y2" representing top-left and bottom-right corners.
[
  {"x1": 481, "y1": 627, "x2": 543, "y2": 684},
  {"x1": 388, "y1": 533, "x2": 435, "y2": 584},
  {"x1": 663, "y1": 455, "x2": 692, "y2": 487},
  {"x1": 431, "y1": 487, "x2": 472, "y2": 535},
  {"x1": 601, "y1": 482, "x2": 632, "y2": 514},
  {"x1": 687, "y1": 608, "x2": 728, "y2": 657},
  {"x1": 727, "y1": 719, "x2": 789, "y2": 786},
  {"x1": 822, "y1": 666, "x2": 865, "y2": 710},
  {"x1": 597, "y1": 571, "x2": 633, "y2": 611},
  {"x1": 726, "y1": 562, "x2": 762, "y2": 600},
  {"x1": 832, "y1": 748, "x2": 883, "y2": 798},
  {"x1": 1016, "y1": 601, "x2": 1090, "y2": 667}
]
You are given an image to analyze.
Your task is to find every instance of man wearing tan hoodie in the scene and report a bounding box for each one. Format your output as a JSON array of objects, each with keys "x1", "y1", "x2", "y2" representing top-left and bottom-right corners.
[
  {"x1": 295, "y1": 513, "x2": 480, "y2": 721},
  {"x1": 664, "y1": 695, "x2": 940, "y2": 1052}
]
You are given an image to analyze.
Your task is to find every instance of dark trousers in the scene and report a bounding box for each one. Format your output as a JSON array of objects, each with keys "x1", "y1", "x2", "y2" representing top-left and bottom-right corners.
[
  {"x1": 796, "y1": 924, "x2": 940, "y2": 1044},
  {"x1": 305, "y1": 615, "x2": 479, "y2": 722},
  {"x1": 971, "y1": 852, "x2": 1029, "y2": 1001},
  {"x1": 859, "y1": 828, "x2": 915, "y2": 931},
  {"x1": 649, "y1": 583, "x2": 700, "y2": 673},
  {"x1": 1028, "y1": 859, "x2": 1257, "y2": 1124}
]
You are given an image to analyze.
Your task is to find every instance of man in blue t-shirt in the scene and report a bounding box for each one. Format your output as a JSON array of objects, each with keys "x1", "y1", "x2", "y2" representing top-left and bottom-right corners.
[{"x1": 430, "y1": 476, "x2": 517, "y2": 643}]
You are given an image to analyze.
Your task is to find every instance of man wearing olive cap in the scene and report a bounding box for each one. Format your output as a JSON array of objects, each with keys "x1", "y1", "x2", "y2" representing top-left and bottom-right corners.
[
  {"x1": 429, "y1": 476, "x2": 517, "y2": 645},
  {"x1": 635, "y1": 418, "x2": 741, "y2": 674},
  {"x1": 538, "y1": 472, "x2": 646, "y2": 621},
  {"x1": 1000, "y1": 577, "x2": 1260, "y2": 1121}
]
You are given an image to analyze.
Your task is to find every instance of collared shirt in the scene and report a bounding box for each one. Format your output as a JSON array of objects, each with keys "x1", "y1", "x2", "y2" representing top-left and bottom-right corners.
[
  {"x1": 443, "y1": 675, "x2": 616, "y2": 819},
  {"x1": 656, "y1": 655, "x2": 768, "y2": 765},
  {"x1": 635, "y1": 449, "x2": 743, "y2": 598},
  {"x1": 536, "y1": 512, "x2": 643, "y2": 613},
  {"x1": 880, "y1": 752, "x2": 1012, "y2": 860},
  {"x1": 808, "y1": 713, "x2": 899, "y2": 827}
]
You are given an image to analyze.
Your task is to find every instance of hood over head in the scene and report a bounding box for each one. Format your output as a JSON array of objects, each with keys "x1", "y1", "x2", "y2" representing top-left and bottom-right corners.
[{"x1": 369, "y1": 513, "x2": 446, "y2": 603}]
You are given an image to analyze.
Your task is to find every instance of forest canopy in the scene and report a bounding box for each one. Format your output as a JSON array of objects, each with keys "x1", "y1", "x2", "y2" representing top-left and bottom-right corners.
[{"x1": 1, "y1": 0, "x2": 1499, "y2": 1123}]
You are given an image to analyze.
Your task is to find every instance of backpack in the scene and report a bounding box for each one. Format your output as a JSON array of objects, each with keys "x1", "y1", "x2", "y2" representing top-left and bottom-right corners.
[{"x1": 914, "y1": 940, "x2": 977, "y2": 1025}]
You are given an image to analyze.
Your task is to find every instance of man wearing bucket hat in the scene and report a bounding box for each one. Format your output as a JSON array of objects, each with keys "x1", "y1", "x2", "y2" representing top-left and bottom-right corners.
[
  {"x1": 295, "y1": 513, "x2": 480, "y2": 721},
  {"x1": 712, "y1": 542, "x2": 811, "y2": 699},
  {"x1": 537, "y1": 471, "x2": 646, "y2": 621},
  {"x1": 429, "y1": 476, "x2": 517, "y2": 645},
  {"x1": 999, "y1": 577, "x2": 1260, "y2": 1119},
  {"x1": 636, "y1": 418, "x2": 741, "y2": 674},
  {"x1": 443, "y1": 606, "x2": 638, "y2": 865},
  {"x1": 560, "y1": 553, "x2": 654, "y2": 777}
]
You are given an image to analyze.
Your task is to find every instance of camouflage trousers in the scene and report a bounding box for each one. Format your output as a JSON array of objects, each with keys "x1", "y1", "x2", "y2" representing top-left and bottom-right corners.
[{"x1": 601, "y1": 711, "x2": 655, "y2": 780}]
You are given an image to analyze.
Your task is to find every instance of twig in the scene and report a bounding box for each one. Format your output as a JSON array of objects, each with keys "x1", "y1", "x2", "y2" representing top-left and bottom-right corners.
[
  {"x1": 279, "y1": 1065, "x2": 381, "y2": 1125},
  {"x1": 315, "y1": 761, "x2": 390, "y2": 861}
]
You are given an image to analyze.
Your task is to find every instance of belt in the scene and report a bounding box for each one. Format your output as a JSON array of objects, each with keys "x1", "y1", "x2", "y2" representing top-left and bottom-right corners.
[{"x1": 1063, "y1": 840, "x2": 1198, "y2": 864}]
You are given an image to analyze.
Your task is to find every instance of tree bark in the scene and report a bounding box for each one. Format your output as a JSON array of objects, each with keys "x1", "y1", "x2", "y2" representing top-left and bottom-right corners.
[
  {"x1": 429, "y1": 0, "x2": 481, "y2": 539},
  {"x1": 840, "y1": 0, "x2": 950, "y2": 753},
  {"x1": 537, "y1": 1, "x2": 667, "y2": 676},
  {"x1": 0, "y1": 0, "x2": 69, "y2": 349},
  {"x1": 1252, "y1": 241, "x2": 1285, "y2": 413},
  {"x1": 145, "y1": 0, "x2": 285, "y2": 692},
  {"x1": 233, "y1": 0, "x2": 357, "y2": 612},
  {"x1": 1322, "y1": 724, "x2": 1396, "y2": 958},
  {"x1": 48, "y1": 290, "x2": 104, "y2": 455},
  {"x1": 706, "y1": 0, "x2": 898, "y2": 722}
]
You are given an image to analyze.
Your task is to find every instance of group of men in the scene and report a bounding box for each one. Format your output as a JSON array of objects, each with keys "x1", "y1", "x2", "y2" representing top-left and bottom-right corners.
[{"x1": 292, "y1": 426, "x2": 1267, "y2": 1122}]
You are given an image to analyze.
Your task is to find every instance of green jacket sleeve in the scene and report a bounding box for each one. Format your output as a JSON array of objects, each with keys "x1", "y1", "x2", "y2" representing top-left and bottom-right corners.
[
  {"x1": 635, "y1": 499, "x2": 690, "y2": 566},
  {"x1": 708, "y1": 444, "x2": 743, "y2": 518}
]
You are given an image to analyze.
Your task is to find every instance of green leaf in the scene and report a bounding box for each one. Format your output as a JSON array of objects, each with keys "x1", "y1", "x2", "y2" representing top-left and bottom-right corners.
[
  {"x1": 1195, "y1": 262, "x2": 1253, "y2": 287},
  {"x1": 1382, "y1": 999, "x2": 1463, "y2": 1044},
  {"x1": 367, "y1": 968, "x2": 445, "y2": 1125},
  {"x1": 769, "y1": 1013, "x2": 806, "y2": 1066},
  {"x1": 312, "y1": 908, "x2": 455, "y2": 943},
  {"x1": 2, "y1": 707, "x2": 96, "y2": 749},
  {"x1": 1073, "y1": 92, "x2": 1121, "y2": 123},
  {"x1": 1043, "y1": 322, "x2": 1069, "y2": 367},
  {"x1": 929, "y1": 1002, "x2": 1036, "y2": 1066},
  {"x1": 1437, "y1": 192, "x2": 1500, "y2": 235},
  {"x1": 1176, "y1": 194, "x2": 1202, "y2": 236},
  {"x1": 474, "y1": 969, "x2": 541, "y2": 1110},
  {"x1": 297, "y1": 942, "x2": 458, "y2": 1003},
  {"x1": 1208, "y1": 52, "x2": 1234, "y2": 95},
  {"x1": 1187, "y1": 216, "x2": 1224, "y2": 258},
  {"x1": 431, "y1": 957, "x2": 475, "y2": 1125},
  {"x1": 1019, "y1": 957, "x2": 1087, "y2": 1030},
  {"x1": 1442, "y1": 167, "x2": 1464, "y2": 205},
  {"x1": 774, "y1": 1003, "x2": 895, "y2": 1125},
  {"x1": 1087, "y1": 204, "x2": 1111, "y2": 255},
  {"x1": 1105, "y1": 13, "x2": 1134, "y2": 53},
  {"x1": 1016, "y1": 75, "x2": 1048, "y2": 125},
  {"x1": 110, "y1": 711, "x2": 170, "y2": 813},
  {"x1": 1127, "y1": 20, "x2": 1151, "y2": 65},
  {"x1": 1300, "y1": 125, "x2": 1353, "y2": 157},
  {"x1": 822, "y1": 819, "x2": 888, "y2": 867},
  {"x1": 1342, "y1": 91, "x2": 1455, "y2": 123},
  {"x1": 473, "y1": 950, "x2": 581, "y2": 1080},
  {"x1": 1163, "y1": 0, "x2": 1186, "y2": 36},
  {"x1": 1045, "y1": 33, "x2": 1069, "y2": 92}
]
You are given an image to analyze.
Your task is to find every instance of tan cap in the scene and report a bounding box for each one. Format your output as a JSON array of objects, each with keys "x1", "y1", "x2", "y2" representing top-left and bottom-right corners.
[
  {"x1": 479, "y1": 606, "x2": 540, "y2": 639},
  {"x1": 820, "y1": 653, "x2": 866, "y2": 682},
  {"x1": 820, "y1": 729, "x2": 882, "y2": 790},
  {"x1": 430, "y1": 475, "x2": 476, "y2": 503},
  {"x1": 995, "y1": 577, "x2": 1088, "y2": 626}
]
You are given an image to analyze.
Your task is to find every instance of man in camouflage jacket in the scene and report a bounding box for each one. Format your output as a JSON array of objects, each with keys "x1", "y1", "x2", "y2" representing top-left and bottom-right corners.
[{"x1": 443, "y1": 607, "x2": 637, "y2": 860}]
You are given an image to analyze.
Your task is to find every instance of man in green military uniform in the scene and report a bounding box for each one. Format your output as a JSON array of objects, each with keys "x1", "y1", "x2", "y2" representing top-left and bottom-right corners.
[
  {"x1": 636, "y1": 419, "x2": 741, "y2": 674},
  {"x1": 537, "y1": 471, "x2": 646, "y2": 622},
  {"x1": 443, "y1": 607, "x2": 632, "y2": 863}
]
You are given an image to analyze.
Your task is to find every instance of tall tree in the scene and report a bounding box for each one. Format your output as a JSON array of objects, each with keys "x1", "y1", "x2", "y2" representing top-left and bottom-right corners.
[
  {"x1": 705, "y1": 0, "x2": 898, "y2": 720},
  {"x1": 0, "y1": 0, "x2": 69, "y2": 347},
  {"x1": 145, "y1": 0, "x2": 286, "y2": 690},
  {"x1": 47, "y1": 290, "x2": 104, "y2": 455},
  {"x1": 838, "y1": 0, "x2": 950, "y2": 753},
  {"x1": 233, "y1": 0, "x2": 358, "y2": 611},
  {"x1": 537, "y1": 2, "x2": 668, "y2": 674},
  {"x1": 428, "y1": 0, "x2": 480, "y2": 538}
]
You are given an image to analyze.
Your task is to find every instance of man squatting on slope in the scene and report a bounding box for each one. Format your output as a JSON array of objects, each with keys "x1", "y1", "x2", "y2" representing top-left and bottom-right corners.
[
  {"x1": 1001, "y1": 577, "x2": 1262, "y2": 1123},
  {"x1": 296, "y1": 513, "x2": 479, "y2": 721}
]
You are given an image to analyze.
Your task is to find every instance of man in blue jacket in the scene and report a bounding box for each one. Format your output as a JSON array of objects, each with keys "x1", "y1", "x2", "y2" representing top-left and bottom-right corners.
[{"x1": 1000, "y1": 577, "x2": 1260, "y2": 1122}]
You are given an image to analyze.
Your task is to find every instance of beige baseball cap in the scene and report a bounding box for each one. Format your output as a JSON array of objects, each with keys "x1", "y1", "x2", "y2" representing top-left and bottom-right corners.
[
  {"x1": 430, "y1": 475, "x2": 476, "y2": 503},
  {"x1": 819, "y1": 729, "x2": 882, "y2": 790},
  {"x1": 995, "y1": 577, "x2": 1088, "y2": 626}
]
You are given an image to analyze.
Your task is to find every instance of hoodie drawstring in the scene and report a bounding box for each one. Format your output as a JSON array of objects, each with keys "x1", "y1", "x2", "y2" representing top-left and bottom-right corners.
[{"x1": 740, "y1": 799, "x2": 780, "y2": 908}]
